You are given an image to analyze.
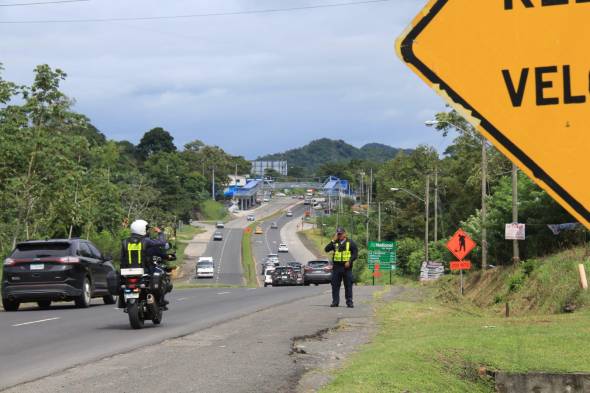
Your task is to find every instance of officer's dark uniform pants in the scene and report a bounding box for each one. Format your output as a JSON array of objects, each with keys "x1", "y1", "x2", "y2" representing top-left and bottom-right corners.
[{"x1": 331, "y1": 263, "x2": 353, "y2": 306}]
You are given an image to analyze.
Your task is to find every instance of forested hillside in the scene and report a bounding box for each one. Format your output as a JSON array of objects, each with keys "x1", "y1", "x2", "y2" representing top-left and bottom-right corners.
[{"x1": 258, "y1": 138, "x2": 411, "y2": 176}]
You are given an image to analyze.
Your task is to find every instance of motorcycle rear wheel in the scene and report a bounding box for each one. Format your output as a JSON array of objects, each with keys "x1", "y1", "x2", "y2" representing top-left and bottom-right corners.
[
  {"x1": 151, "y1": 303, "x2": 163, "y2": 325},
  {"x1": 127, "y1": 301, "x2": 144, "y2": 329}
]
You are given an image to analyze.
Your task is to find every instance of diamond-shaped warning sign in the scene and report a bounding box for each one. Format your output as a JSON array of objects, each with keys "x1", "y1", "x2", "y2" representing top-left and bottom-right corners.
[{"x1": 446, "y1": 229, "x2": 476, "y2": 261}]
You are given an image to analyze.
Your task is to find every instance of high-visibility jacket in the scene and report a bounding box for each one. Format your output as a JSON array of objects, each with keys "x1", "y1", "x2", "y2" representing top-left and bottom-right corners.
[{"x1": 333, "y1": 241, "x2": 352, "y2": 263}]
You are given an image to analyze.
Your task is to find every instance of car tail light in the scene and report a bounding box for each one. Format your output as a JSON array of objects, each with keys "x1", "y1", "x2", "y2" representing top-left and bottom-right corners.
[
  {"x1": 323, "y1": 265, "x2": 333, "y2": 272},
  {"x1": 304, "y1": 266, "x2": 312, "y2": 272},
  {"x1": 3, "y1": 258, "x2": 16, "y2": 266},
  {"x1": 57, "y1": 257, "x2": 80, "y2": 264}
]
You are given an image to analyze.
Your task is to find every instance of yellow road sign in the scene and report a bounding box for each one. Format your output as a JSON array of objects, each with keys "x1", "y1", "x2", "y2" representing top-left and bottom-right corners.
[{"x1": 396, "y1": 0, "x2": 590, "y2": 229}]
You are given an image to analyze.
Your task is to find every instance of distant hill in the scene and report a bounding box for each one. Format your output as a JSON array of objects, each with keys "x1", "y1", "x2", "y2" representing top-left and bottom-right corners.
[{"x1": 257, "y1": 138, "x2": 411, "y2": 174}]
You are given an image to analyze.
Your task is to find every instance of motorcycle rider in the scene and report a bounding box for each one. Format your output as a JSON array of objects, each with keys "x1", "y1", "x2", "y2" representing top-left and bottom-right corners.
[{"x1": 119, "y1": 219, "x2": 171, "y2": 310}]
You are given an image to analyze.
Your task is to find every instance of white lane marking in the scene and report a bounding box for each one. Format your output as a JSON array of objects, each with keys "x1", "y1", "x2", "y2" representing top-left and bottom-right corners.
[
  {"x1": 12, "y1": 317, "x2": 60, "y2": 327},
  {"x1": 217, "y1": 291, "x2": 231, "y2": 295},
  {"x1": 216, "y1": 228, "x2": 233, "y2": 283},
  {"x1": 177, "y1": 297, "x2": 187, "y2": 302}
]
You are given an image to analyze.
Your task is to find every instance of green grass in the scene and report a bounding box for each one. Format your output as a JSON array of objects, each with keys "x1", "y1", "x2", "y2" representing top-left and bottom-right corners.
[
  {"x1": 173, "y1": 225, "x2": 204, "y2": 269},
  {"x1": 199, "y1": 200, "x2": 229, "y2": 221},
  {"x1": 442, "y1": 247, "x2": 590, "y2": 316},
  {"x1": 241, "y1": 223, "x2": 258, "y2": 287},
  {"x1": 321, "y1": 291, "x2": 590, "y2": 393}
]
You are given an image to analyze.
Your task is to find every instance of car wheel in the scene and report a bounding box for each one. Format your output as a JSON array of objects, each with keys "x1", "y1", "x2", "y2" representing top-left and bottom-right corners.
[
  {"x1": 37, "y1": 300, "x2": 51, "y2": 309},
  {"x1": 103, "y1": 294, "x2": 116, "y2": 305},
  {"x1": 264, "y1": 283, "x2": 268, "y2": 287},
  {"x1": 75, "y1": 276, "x2": 92, "y2": 308},
  {"x1": 2, "y1": 298, "x2": 20, "y2": 312},
  {"x1": 315, "y1": 283, "x2": 319, "y2": 286}
]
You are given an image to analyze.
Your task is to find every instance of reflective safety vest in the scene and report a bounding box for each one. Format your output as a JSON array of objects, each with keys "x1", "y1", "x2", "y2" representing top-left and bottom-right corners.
[
  {"x1": 333, "y1": 241, "x2": 351, "y2": 263},
  {"x1": 122, "y1": 237, "x2": 146, "y2": 268}
]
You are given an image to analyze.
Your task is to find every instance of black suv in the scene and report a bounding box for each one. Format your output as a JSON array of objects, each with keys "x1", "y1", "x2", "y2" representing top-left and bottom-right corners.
[{"x1": 2, "y1": 239, "x2": 117, "y2": 311}]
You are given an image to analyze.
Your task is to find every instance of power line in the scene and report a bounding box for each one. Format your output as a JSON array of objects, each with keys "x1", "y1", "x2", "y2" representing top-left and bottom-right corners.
[
  {"x1": 0, "y1": 0, "x2": 393, "y2": 24},
  {"x1": 0, "y1": 0, "x2": 90, "y2": 6}
]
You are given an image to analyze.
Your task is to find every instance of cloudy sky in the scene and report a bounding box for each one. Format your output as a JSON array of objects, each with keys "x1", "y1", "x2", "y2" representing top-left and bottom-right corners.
[{"x1": 0, "y1": 0, "x2": 448, "y2": 159}]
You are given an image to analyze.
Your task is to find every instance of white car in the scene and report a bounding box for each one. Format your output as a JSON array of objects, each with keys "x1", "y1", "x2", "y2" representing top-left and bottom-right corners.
[
  {"x1": 263, "y1": 266, "x2": 275, "y2": 287},
  {"x1": 286, "y1": 210, "x2": 293, "y2": 217},
  {"x1": 263, "y1": 197, "x2": 270, "y2": 203},
  {"x1": 196, "y1": 257, "x2": 215, "y2": 279},
  {"x1": 278, "y1": 243, "x2": 289, "y2": 253}
]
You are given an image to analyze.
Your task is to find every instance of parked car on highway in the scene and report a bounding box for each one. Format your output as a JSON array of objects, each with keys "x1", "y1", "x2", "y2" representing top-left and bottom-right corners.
[
  {"x1": 271, "y1": 266, "x2": 297, "y2": 286},
  {"x1": 303, "y1": 260, "x2": 333, "y2": 286},
  {"x1": 247, "y1": 215, "x2": 255, "y2": 222},
  {"x1": 213, "y1": 231, "x2": 223, "y2": 241},
  {"x1": 216, "y1": 222, "x2": 225, "y2": 228},
  {"x1": 262, "y1": 197, "x2": 270, "y2": 203},
  {"x1": 277, "y1": 243, "x2": 289, "y2": 253},
  {"x1": 196, "y1": 257, "x2": 215, "y2": 279},
  {"x1": 286, "y1": 210, "x2": 293, "y2": 217},
  {"x1": 263, "y1": 266, "x2": 275, "y2": 287},
  {"x1": 270, "y1": 222, "x2": 278, "y2": 229},
  {"x1": 2, "y1": 239, "x2": 117, "y2": 311},
  {"x1": 255, "y1": 226, "x2": 263, "y2": 234}
]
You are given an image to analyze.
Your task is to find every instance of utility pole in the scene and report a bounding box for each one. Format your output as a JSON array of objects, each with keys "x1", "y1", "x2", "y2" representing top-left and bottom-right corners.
[
  {"x1": 366, "y1": 169, "x2": 373, "y2": 247},
  {"x1": 378, "y1": 201, "x2": 382, "y2": 242},
  {"x1": 481, "y1": 139, "x2": 488, "y2": 270},
  {"x1": 425, "y1": 174, "x2": 430, "y2": 262},
  {"x1": 434, "y1": 165, "x2": 438, "y2": 243},
  {"x1": 212, "y1": 167, "x2": 216, "y2": 201},
  {"x1": 512, "y1": 163, "x2": 520, "y2": 263}
]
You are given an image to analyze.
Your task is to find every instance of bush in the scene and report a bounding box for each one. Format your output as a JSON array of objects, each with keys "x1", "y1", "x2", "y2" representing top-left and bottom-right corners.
[
  {"x1": 507, "y1": 271, "x2": 526, "y2": 293},
  {"x1": 199, "y1": 200, "x2": 228, "y2": 221},
  {"x1": 396, "y1": 238, "x2": 422, "y2": 274}
]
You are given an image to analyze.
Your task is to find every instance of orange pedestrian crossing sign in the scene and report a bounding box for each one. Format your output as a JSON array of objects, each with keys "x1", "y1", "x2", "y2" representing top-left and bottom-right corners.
[
  {"x1": 396, "y1": 0, "x2": 590, "y2": 230},
  {"x1": 446, "y1": 229, "x2": 476, "y2": 261}
]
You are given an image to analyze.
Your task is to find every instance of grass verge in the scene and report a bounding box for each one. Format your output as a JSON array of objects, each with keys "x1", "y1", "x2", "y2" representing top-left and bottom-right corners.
[
  {"x1": 321, "y1": 288, "x2": 590, "y2": 393},
  {"x1": 173, "y1": 225, "x2": 204, "y2": 269},
  {"x1": 242, "y1": 223, "x2": 258, "y2": 287},
  {"x1": 199, "y1": 200, "x2": 229, "y2": 221}
]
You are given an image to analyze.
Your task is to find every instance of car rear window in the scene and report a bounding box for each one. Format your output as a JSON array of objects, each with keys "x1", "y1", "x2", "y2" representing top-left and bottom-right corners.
[
  {"x1": 308, "y1": 261, "x2": 329, "y2": 268},
  {"x1": 12, "y1": 242, "x2": 72, "y2": 258},
  {"x1": 197, "y1": 262, "x2": 214, "y2": 268}
]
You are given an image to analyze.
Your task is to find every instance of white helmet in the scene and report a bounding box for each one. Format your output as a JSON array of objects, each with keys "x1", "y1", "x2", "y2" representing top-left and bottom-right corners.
[{"x1": 130, "y1": 219, "x2": 149, "y2": 236}]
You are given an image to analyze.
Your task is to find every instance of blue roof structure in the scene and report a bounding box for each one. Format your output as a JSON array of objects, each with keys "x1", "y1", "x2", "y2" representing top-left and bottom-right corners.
[{"x1": 234, "y1": 180, "x2": 261, "y2": 197}]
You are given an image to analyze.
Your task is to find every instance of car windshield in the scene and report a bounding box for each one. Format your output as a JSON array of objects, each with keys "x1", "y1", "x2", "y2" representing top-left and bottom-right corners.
[
  {"x1": 12, "y1": 242, "x2": 71, "y2": 258},
  {"x1": 308, "y1": 261, "x2": 329, "y2": 268}
]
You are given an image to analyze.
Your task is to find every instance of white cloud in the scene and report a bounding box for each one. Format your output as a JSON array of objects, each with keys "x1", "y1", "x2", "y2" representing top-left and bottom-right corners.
[{"x1": 0, "y1": 0, "x2": 448, "y2": 158}]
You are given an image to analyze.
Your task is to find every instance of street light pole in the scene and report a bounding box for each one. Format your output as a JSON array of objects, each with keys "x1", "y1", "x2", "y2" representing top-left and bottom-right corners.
[
  {"x1": 434, "y1": 165, "x2": 438, "y2": 243},
  {"x1": 425, "y1": 175, "x2": 430, "y2": 262},
  {"x1": 512, "y1": 163, "x2": 520, "y2": 263},
  {"x1": 390, "y1": 185, "x2": 429, "y2": 263},
  {"x1": 481, "y1": 138, "x2": 488, "y2": 270}
]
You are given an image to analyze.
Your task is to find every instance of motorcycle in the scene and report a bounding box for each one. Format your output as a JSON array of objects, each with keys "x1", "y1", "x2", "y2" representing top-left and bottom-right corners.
[{"x1": 119, "y1": 255, "x2": 175, "y2": 329}]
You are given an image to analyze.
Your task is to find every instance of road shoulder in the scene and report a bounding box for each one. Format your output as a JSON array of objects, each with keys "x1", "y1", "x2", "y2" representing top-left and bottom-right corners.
[{"x1": 5, "y1": 286, "x2": 394, "y2": 393}]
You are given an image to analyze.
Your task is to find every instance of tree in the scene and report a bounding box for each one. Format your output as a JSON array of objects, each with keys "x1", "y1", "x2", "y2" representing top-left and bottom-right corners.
[{"x1": 136, "y1": 127, "x2": 176, "y2": 160}]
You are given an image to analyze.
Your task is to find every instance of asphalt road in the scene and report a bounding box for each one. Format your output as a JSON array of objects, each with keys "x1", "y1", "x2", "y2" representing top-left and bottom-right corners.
[
  {"x1": 0, "y1": 197, "x2": 309, "y2": 390},
  {"x1": 0, "y1": 285, "x2": 326, "y2": 390},
  {"x1": 194, "y1": 197, "x2": 300, "y2": 285},
  {"x1": 251, "y1": 203, "x2": 308, "y2": 274}
]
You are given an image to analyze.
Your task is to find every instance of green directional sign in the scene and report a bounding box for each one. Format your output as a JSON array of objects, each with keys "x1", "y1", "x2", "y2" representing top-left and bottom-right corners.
[{"x1": 368, "y1": 241, "x2": 397, "y2": 271}]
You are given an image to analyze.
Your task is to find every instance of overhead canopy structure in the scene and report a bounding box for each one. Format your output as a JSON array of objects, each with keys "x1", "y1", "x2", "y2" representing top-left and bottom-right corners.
[{"x1": 234, "y1": 180, "x2": 262, "y2": 211}]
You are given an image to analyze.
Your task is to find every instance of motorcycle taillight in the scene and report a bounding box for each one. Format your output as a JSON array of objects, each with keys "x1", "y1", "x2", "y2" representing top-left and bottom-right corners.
[{"x1": 127, "y1": 277, "x2": 139, "y2": 284}]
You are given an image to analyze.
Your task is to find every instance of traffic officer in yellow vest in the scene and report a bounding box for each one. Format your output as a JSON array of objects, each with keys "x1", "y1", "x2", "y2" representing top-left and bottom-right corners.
[{"x1": 324, "y1": 227, "x2": 358, "y2": 308}]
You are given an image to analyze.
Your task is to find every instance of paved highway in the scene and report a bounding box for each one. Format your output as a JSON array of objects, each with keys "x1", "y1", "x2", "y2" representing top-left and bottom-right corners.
[
  {"x1": 0, "y1": 197, "x2": 314, "y2": 390},
  {"x1": 192, "y1": 197, "x2": 299, "y2": 285}
]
